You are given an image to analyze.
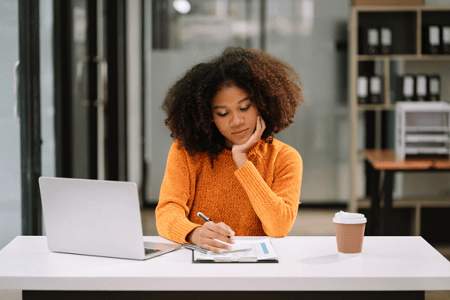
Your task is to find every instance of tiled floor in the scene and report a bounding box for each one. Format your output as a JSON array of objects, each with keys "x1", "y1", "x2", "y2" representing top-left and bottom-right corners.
[{"x1": 2, "y1": 207, "x2": 449, "y2": 300}]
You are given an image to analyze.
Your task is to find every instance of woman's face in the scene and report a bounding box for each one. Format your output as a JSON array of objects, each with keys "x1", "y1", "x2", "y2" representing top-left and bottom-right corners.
[{"x1": 211, "y1": 85, "x2": 259, "y2": 149}]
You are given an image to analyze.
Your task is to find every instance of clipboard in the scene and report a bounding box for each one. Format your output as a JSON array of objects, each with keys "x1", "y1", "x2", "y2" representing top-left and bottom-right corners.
[{"x1": 190, "y1": 239, "x2": 279, "y2": 263}]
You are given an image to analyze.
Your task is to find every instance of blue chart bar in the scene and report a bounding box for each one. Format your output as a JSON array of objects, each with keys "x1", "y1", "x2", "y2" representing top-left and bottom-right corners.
[{"x1": 261, "y1": 242, "x2": 269, "y2": 254}]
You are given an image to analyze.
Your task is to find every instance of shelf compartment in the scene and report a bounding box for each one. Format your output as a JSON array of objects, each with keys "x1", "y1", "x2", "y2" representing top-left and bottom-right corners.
[
  {"x1": 358, "y1": 11, "x2": 417, "y2": 55},
  {"x1": 405, "y1": 126, "x2": 450, "y2": 132},
  {"x1": 395, "y1": 102, "x2": 450, "y2": 160},
  {"x1": 358, "y1": 54, "x2": 450, "y2": 61},
  {"x1": 358, "y1": 104, "x2": 395, "y2": 110},
  {"x1": 405, "y1": 134, "x2": 450, "y2": 142},
  {"x1": 405, "y1": 111, "x2": 449, "y2": 127},
  {"x1": 405, "y1": 147, "x2": 449, "y2": 155},
  {"x1": 357, "y1": 61, "x2": 386, "y2": 105},
  {"x1": 421, "y1": 11, "x2": 450, "y2": 55}
]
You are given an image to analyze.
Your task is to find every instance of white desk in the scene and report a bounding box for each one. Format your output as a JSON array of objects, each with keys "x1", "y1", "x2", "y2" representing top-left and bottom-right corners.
[{"x1": 1, "y1": 236, "x2": 449, "y2": 300}]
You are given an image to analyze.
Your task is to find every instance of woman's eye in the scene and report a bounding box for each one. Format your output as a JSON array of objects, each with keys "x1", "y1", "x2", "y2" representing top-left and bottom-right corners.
[
  {"x1": 240, "y1": 105, "x2": 250, "y2": 111},
  {"x1": 217, "y1": 112, "x2": 228, "y2": 117}
]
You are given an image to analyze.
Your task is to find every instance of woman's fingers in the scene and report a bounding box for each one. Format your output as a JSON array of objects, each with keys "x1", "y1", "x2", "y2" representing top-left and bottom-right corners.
[
  {"x1": 232, "y1": 116, "x2": 266, "y2": 154},
  {"x1": 199, "y1": 237, "x2": 231, "y2": 253},
  {"x1": 203, "y1": 222, "x2": 235, "y2": 244},
  {"x1": 192, "y1": 222, "x2": 235, "y2": 253},
  {"x1": 205, "y1": 221, "x2": 234, "y2": 238},
  {"x1": 250, "y1": 116, "x2": 264, "y2": 142},
  {"x1": 252, "y1": 116, "x2": 265, "y2": 141}
]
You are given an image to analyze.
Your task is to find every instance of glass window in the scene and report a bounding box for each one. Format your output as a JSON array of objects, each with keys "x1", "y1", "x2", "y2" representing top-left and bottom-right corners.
[
  {"x1": 267, "y1": 0, "x2": 350, "y2": 203},
  {"x1": 0, "y1": 0, "x2": 20, "y2": 249},
  {"x1": 146, "y1": 0, "x2": 262, "y2": 203},
  {"x1": 153, "y1": 0, "x2": 260, "y2": 51},
  {"x1": 145, "y1": 0, "x2": 351, "y2": 205},
  {"x1": 41, "y1": 0, "x2": 56, "y2": 180}
]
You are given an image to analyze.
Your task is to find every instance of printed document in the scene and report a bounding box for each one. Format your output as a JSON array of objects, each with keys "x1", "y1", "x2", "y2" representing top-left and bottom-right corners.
[{"x1": 193, "y1": 238, "x2": 278, "y2": 263}]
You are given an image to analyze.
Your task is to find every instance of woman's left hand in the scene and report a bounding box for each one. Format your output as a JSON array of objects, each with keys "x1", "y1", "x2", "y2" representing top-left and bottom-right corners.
[{"x1": 232, "y1": 116, "x2": 266, "y2": 168}]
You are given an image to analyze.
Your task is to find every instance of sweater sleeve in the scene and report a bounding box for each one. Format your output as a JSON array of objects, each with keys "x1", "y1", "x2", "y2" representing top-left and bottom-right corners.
[
  {"x1": 234, "y1": 147, "x2": 302, "y2": 237},
  {"x1": 155, "y1": 142, "x2": 201, "y2": 244}
]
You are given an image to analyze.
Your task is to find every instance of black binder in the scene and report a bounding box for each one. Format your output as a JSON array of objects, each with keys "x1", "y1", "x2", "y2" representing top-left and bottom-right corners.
[
  {"x1": 442, "y1": 26, "x2": 450, "y2": 54},
  {"x1": 428, "y1": 74, "x2": 441, "y2": 101},
  {"x1": 423, "y1": 26, "x2": 440, "y2": 54},
  {"x1": 415, "y1": 75, "x2": 427, "y2": 101},
  {"x1": 360, "y1": 27, "x2": 379, "y2": 55},
  {"x1": 369, "y1": 76, "x2": 383, "y2": 104},
  {"x1": 380, "y1": 27, "x2": 393, "y2": 55},
  {"x1": 401, "y1": 75, "x2": 415, "y2": 101},
  {"x1": 357, "y1": 76, "x2": 369, "y2": 104}
]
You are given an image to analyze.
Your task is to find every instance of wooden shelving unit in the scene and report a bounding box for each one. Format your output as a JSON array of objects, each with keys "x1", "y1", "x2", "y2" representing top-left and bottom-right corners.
[
  {"x1": 348, "y1": 6, "x2": 450, "y2": 219},
  {"x1": 358, "y1": 54, "x2": 450, "y2": 61}
]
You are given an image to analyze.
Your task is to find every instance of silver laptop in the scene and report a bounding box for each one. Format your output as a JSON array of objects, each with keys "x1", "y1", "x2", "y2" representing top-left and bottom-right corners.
[{"x1": 39, "y1": 177, "x2": 181, "y2": 260}]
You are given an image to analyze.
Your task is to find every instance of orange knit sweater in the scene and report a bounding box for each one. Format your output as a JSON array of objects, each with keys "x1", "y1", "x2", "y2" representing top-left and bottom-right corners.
[{"x1": 155, "y1": 138, "x2": 303, "y2": 244}]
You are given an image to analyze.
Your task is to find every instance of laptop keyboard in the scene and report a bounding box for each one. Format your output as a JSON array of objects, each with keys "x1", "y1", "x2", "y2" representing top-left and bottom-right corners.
[{"x1": 145, "y1": 248, "x2": 161, "y2": 255}]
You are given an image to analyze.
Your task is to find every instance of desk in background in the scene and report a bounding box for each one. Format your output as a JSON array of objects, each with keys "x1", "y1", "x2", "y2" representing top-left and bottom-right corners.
[
  {"x1": 1, "y1": 236, "x2": 450, "y2": 300},
  {"x1": 365, "y1": 149, "x2": 450, "y2": 236}
]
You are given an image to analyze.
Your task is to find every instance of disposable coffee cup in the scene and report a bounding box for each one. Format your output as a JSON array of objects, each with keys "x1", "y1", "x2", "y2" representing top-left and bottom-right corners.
[{"x1": 333, "y1": 211, "x2": 367, "y2": 254}]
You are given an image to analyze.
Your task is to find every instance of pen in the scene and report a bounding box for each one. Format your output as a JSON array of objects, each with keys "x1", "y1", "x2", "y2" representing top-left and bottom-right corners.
[
  {"x1": 197, "y1": 212, "x2": 211, "y2": 223},
  {"x1": 182, "y1": 243, "x2": 209, "y2": 254}
]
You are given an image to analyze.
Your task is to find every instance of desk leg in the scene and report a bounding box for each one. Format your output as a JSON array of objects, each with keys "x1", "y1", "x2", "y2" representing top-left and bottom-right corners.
[
  {"x1": 382, "y1": 170, "x2": 394, "y2": 236},
  {"x1": 368, "y1": 164, "x2": 381, "y2": 236}
]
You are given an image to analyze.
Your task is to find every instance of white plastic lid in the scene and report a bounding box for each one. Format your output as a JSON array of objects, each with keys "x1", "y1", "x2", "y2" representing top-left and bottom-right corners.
[{"x1": 333, "y1": 210, "x2": 367, "y2": 224}]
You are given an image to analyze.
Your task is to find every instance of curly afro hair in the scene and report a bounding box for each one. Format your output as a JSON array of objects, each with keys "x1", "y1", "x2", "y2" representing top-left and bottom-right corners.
[{"x1": 162, "y1": 46, "x2": 304, "y2": 163}]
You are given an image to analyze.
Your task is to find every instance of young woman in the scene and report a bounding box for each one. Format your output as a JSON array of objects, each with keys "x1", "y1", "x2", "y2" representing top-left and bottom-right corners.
[{"x1": 155, "y1": 47, "x2": 304, "y2": 253}]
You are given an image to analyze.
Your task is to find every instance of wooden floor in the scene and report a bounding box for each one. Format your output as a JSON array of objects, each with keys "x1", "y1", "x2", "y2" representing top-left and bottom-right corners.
[{"x1": 1, "y1": 207, "x2": 449, "y2": 300}]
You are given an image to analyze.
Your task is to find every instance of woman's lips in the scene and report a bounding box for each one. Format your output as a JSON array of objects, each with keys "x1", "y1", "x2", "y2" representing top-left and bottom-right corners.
[{"x1": 232, "y1": 128, "x2": 248, "y2": 135}]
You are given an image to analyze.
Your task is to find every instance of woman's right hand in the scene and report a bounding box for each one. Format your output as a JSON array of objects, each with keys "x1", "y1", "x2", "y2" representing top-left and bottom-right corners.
[{"x1": 187, "y1": 222, "x2": 235, "y2": 253}]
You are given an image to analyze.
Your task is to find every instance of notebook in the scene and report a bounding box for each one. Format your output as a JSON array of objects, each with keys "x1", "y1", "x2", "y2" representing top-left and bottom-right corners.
[{"x1": 38, "y1": 177, "x2": 181, "y2": 260}]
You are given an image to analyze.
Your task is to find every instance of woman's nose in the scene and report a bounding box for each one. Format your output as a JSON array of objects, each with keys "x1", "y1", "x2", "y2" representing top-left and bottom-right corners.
[{"x1": 230, "y1": 113, "x2": 244, "y2": 127}]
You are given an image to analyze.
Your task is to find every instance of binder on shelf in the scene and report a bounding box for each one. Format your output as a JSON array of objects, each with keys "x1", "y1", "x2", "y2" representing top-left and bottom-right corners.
[
  {"x1": 423, "y1": 26, "x2": 440, "y2": 54},
  {"x1": 380, "y1": 27, "x2": 392, "y2": 55},
  {"x1": 442, "y1": 26, "x2": 450, "y2": 54},
  {"x1": 369, "y1": 76, "x2": 383, "y2": 104},
  {"x1": 415, "y1": 75, "x2": 427, "y2": 102},
  {"x1": 357, "y1": 76, "x2": 369, "y2": 104},
  {"x1": 401, "y1": 75, "x2": 415, "y2": 101},
  {"x1": 360, "y1": 27, "x2": 379, "y2": 55},
  {"x1": 428, "y1": 74, "x2": 440, "y2": 101}
]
